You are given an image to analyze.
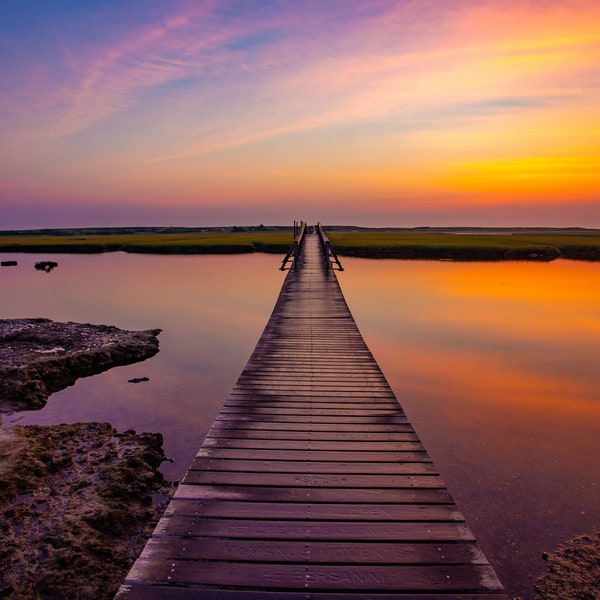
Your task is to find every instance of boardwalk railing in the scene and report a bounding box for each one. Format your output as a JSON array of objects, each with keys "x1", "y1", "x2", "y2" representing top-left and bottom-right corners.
[
  {"x1": 317, "y1": 222, "x2": 344, "y2": 271},
  {"x1": 280, "y1": 220, "x2": 308, "y2": 271}
]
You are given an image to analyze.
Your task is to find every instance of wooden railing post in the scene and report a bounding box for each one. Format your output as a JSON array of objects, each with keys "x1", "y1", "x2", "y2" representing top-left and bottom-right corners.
[
  {"x1": 316, "y1": 222, "x2": 343, "y2": 271},
  {"x1": 282, "y1": 221, "x2": 341, "y2": 272},
  {"x1": 281, "y1": 220, "x2": 307, "y2": 271}
]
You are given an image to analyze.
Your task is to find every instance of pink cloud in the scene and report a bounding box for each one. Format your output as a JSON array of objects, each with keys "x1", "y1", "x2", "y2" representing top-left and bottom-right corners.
[{"x1": 2, "y1": 0, "x2": 600, "y2": 228}]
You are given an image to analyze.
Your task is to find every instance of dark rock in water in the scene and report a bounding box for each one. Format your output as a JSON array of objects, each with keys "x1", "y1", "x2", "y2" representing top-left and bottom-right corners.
[
  {"x1": 0, "y1": 260, "x2": 17, "y2": 266},
  {"x1": 34, "y1": 261, "x2": 58, "y2": 272},
  {"x1": 128, "y1": 377, "x2": 150, "y2": 383},
  {"x1": 0, "y1": 318, "x2": 161, "y2": 413}
]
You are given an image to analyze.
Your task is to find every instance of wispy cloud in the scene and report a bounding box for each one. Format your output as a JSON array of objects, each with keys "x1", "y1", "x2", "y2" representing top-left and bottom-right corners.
[{"x1": 1, "y1": 0, "x2": 599, "y2": 226}]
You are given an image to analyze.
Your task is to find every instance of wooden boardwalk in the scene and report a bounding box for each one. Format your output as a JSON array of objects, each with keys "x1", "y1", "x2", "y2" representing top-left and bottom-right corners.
[{"x1": 116, "y1": 227, "x2": 507, "y2": 599}]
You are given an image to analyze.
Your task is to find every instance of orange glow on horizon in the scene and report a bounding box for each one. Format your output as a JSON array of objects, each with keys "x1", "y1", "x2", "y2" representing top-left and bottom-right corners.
[{"x1": 2, "y1": 1, "x2": 600, "y2": 226}]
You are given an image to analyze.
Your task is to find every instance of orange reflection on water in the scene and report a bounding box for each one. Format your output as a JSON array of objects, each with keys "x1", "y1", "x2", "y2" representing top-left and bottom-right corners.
[
  {"x1": 378, "y1": 337, "x2": 600, "y2": 418},
  {"x1": 434, "y1": 259, "x2": 600, "y2": 343},
  {"x1": 338, "y1": 257, "x2": 600, "y2": 597},
  {"x1": 436, "y1": 259, "x2": 600, "y2": 304},
  {"x1": 341, "y1": 258, "x2": 600, "y2": 412}
]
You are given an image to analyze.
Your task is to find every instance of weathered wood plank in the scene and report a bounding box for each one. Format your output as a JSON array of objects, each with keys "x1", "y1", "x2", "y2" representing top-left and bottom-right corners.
[
  {"x1": 139, "y1": 537, "x2": 483, "y2": 563},
  {"x1": 237, "y1": 369, "x2": 386, "y2": 376},
  {"x1": 116, "y1": 588, "x2": 507, "y2": 600},
  {"x1": 218, "y1": 407, "x2": 401, "y2": 415},
  {"x1": 189, "y1": 458, "x2": 435, "y2": 474},
  {"x1": 224, "y1": 399, "x2": 399, "y2": 407},
  {"x1": 196, "y1": 448, "x2": 430, "y2": 462},
  {"x1": 182, "y1": 471, "x2": 444, "y2": 488},
  {"x1": 154, "y1": 517, "x2": 475, "y2": 541},
  {"x1": 226, "y1": 393, "x2": 398, "y2": 400},
  {"x1": 202, "y1": 438, "x2": 425, "y2": 451},
  {"x1": 209, "y1": 421, "x2": 415, "y2": 432},
  {"x1": 206, "y1": 429, "x2": 419, "y2": 441},
  {"x1": 164, "y1": 500, "x2": 462, "y2": 521},
  {"x1": 173, "y1": 484, "x2": 455, "y2": 504},
  {"x1": 215, "y1": 414, "x2": 409, "y2": 423},
  {"x1": 124, "y1": 558, "x2": 503, "y2": 592},
  {"x1": 235, "y1": 372, "x2": 387, "y2": 379}
]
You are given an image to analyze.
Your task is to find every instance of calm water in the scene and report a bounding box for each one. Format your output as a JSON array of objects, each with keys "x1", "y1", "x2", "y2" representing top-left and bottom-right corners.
[{"x1": 2, "y1": 252, "x2": 599, "y2": 599}]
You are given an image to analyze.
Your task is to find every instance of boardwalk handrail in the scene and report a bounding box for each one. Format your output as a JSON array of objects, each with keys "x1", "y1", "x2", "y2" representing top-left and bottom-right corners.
[
  {"x1": 280, "y1": 220, "x2": 307, "y2": 271},
  {"x1": 317, "y1": 222, "x2": 344, "y2": 271}
]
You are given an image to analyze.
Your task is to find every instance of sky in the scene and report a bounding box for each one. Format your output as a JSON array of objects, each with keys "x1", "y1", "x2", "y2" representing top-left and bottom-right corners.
[{"x1": 1, "y1": 0, "x2": 599, "y2": 229}]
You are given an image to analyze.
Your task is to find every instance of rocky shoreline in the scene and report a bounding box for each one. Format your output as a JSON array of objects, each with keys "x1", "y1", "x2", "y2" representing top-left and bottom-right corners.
[
  {"x1": 0, "y1": 423, "x2": 172, "y2": 599},
  {"x1": 0, "y1": 319, "x2": 169, "y2": 599},
  {"x1": 535, "y1": 531, "x2": 600, "y2": 599},
  {"x1": 0, "y1": 318, "x2": 161, "y2": 413}
]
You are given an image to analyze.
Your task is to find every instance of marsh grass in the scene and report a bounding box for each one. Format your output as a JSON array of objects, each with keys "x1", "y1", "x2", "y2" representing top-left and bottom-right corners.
[
  {"x1": 0, "y1": 231, "x2": 293, "y2": 254},
  {"x1": 1, "y1": 228, "x2": 599, "y2": 260},
  {"x1": 327, "y1": 231, "x2": 600, "y2": 261}
]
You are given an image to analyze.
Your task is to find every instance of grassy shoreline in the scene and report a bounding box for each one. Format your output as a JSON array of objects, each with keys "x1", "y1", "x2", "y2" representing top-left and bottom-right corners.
[
  {"x1": 328, "y1": 230, "x2": 600, "y2": 261},
  {"x1": 0, "y1": 228, "x2": 293, "y2": 256},
  {"x1": 1, "y1": 226, "x2": 600, "y2": 261}
]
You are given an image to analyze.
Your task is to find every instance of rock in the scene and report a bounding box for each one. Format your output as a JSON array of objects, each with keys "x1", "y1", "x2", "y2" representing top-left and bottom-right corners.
[
  {"x1": 535, "y1": 531, "x2": 600, "y2": 599},
  {"x1": 0, "y1": 318, "x2": 161, "y2": 413},
  {"x1": 34, "y1": 261, "x2": 58, "y2": 272},
  {"x1": 128, "y1": 377, "x2": 149, "y2": 383},
  {"x1": 0, "y1": 422, "x2": 172, "y2": 600}
]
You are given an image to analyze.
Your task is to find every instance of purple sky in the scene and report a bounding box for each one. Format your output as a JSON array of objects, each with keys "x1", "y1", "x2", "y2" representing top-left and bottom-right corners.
[{"x1": 2, "y1": 1, "x2": 599, "y2": 228}]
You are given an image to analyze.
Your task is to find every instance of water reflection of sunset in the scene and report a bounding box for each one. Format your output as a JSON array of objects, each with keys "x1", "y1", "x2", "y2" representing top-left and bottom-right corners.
[
  {"x1": 1, "y1": 251, "x2": 285, "y2": 482},
  {"x1": 436, "y1": 260, "x2": 600, "y2": 303},
  {"x1": 339, "y1": 257, "x2": 600, "y2": 595},
  {"x1": 376, "y1": 338, "x2": 599, "y2": 417},
  {"x1": 342, "y1": 258, "x2": 600, "y2": 408},
  {"x1": 3, "y1": 252, "x2": 599, "y2": 598}
]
